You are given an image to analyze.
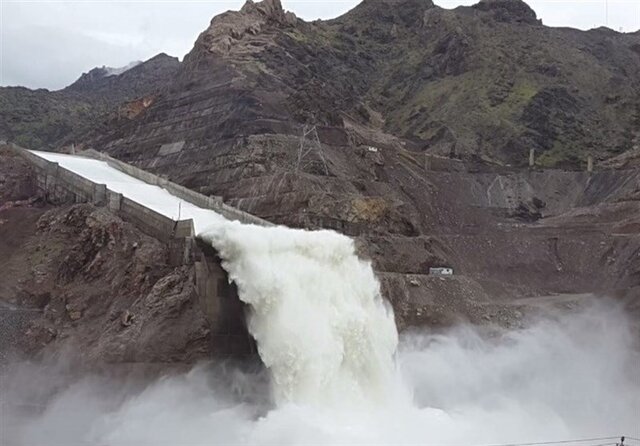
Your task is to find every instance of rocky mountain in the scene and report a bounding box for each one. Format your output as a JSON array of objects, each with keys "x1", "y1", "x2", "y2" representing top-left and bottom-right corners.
[
  {"x1": 3, "y1": 0, "x2": 640, "y2": 362},
  {"x1": 65, "y1": 0, "x2": 640, "y2": 170},
  {"x1": 4, "y1": 0, "x2": 640, "y2": 166},
  {"x1": 0, "y1": 53, "x2": 180, "y2": 149},
  {"x1": 70, "y1": 0, "x2": 636, "y2": 226},
  {"x1": 73, "y1": 0, "x2": 640, "y2": 314}
]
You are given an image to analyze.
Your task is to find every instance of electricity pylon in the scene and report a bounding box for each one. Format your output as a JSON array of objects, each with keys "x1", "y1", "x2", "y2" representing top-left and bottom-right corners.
[{"x1": 296, "y1": 124, "x2": 329, "y2": 176}]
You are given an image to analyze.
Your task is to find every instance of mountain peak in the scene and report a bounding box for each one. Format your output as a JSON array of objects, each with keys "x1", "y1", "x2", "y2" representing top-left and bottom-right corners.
[
  {"x1": 188, "y1": 0, "x2": 297, "y2": 57},
  {"x1": 338, "y1": 0, "x2": 435, "y2": 27},
  {"x1": 472, "y1": 0, "x2": 540, "y2": 25},
  {"x1": 64, "y1": 53, "x2": 179, "y2": 93},
  {"x1": 104, "y1": 61, "x2": 142, "y2": 77},
  {"x1": 240, "y1": 0, "x2": 297, "y2": 25}
]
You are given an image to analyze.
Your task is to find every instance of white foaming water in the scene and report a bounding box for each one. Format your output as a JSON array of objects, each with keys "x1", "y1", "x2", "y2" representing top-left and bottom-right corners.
[
  {"x1": 7, "y1": 302, "x2": 639, "y2": 445},
  {"x1": 199, "y1": 221, "x2": 401, "y2": 407},
  {"x1": 6, "y1": 302, "x2": 640, "y2": 445}
]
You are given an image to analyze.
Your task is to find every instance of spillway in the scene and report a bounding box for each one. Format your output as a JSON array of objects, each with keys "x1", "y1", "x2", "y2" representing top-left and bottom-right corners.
[
  {"x1": 32, "y1": 150, "x2": 226, "y2": 233},
  {"x1": 5, "y1": 149, "x2": 640, "y2": 445},
  {"x1": 31, "y1": 150, "x2": 400, "y2": 407}
]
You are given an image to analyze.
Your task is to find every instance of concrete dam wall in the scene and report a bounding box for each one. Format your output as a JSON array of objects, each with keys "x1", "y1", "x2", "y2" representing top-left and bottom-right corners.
[{"x1": 7, "y1": 143, "x2": 267, "y2": 355}]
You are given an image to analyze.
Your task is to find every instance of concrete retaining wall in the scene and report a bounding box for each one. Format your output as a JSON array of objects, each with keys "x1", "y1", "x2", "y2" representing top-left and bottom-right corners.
[
  {"x1": 7, "y1": 143, "x2": 194, "y2": 267},
  {"x1": 275, "y1": 212, "x2": 364, "y2": 237},
  {"x1": 7, "y1": 143, "x2": 255, "y2": 356},
  {"x1": 81, "y1": 149, "x2": 272, "y2": 227},
  {"x1": 11, "y1": 146, "x2": 107, "y2": 207},
  {"x1": 194, "y1": 242, "x2": 256, "y2": 356}
]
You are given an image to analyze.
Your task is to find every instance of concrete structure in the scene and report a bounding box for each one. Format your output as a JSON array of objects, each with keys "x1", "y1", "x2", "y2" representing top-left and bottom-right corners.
[
  {"x1": 429, "y1": 267, "x2": 454, "y2": 276},
  {"x1": 529, "y1": 149, "x2": 535, "y2": 168},
  {"x1": 7, "y1": 143, "x2": 259, "y2": 356},
  {"x1": 81, "y1": 149, "x2": 271, "y2": 227}
]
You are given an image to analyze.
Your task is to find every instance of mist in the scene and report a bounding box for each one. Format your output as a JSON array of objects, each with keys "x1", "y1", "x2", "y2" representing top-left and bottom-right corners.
[{"x1": 2, "y1": 301, "x2": 638, "y2": 446}]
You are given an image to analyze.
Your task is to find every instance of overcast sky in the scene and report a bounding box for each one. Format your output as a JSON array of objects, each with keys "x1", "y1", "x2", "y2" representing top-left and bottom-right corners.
[{"x1": 1, "y1": 0, "x2": 639, "y2": 90}]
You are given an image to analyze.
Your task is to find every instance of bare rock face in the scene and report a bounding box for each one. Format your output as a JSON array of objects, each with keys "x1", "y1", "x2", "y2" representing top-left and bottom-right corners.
[
  {"x1": 6, "y1": 0, "x2": 640, "y2": 169},
  {"x1": 0, "y1": 147, "x2": 38, "y2": 203},
  {"x1": 241, "y1": 0, "x2": 297, "y2": 25},
  {"x1": 473, "y1": 0, "x2": 540, "y2": 25},
  {"x1": 197, "y1": 0, "x2": 297, "y2": 54},
  {"x1": 0, "y1": 148, "x2": 214, "y2": 364},
  {"x1": 0, "y1": 200, "x2": 211, "y2": 364}
]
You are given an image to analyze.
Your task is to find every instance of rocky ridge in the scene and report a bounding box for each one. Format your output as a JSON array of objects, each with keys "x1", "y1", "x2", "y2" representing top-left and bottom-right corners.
[{"x1": 0, "y1": 53, "x2": 180, "y2": 149}]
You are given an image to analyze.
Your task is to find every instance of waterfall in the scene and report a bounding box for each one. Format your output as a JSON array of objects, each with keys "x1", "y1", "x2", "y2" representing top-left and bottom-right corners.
[{"x1": 199, "y1": 221, "x2": 400, "y2": 407}]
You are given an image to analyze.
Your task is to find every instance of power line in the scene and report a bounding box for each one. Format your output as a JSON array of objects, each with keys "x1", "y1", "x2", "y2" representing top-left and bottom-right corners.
[
  {"x1": 584, "y1": 443, "x2": 621, "y2": 446},
  {"x1": 471, "y1": 436, "x2": 623, "y2": 446}
]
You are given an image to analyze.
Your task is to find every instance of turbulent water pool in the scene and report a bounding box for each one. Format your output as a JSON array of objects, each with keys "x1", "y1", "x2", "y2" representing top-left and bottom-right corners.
[{"x1": 3, "y1": 301, "x2": 639, "y2": 445}]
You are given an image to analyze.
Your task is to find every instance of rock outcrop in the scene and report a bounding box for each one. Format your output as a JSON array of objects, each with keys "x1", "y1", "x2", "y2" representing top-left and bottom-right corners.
[{"x1": 473, "y1": 0, "x2": 540, "y2": 25}]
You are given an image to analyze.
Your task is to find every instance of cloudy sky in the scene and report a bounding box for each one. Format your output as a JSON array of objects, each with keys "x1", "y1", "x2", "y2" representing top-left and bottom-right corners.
[{"x1": 1, "y1": 0, "x2": 639, "y2": 90}]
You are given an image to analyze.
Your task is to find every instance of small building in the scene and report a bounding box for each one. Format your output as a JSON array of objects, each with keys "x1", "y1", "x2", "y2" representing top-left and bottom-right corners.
[{"x1": 429, "y1": 267, "x2": 454, "y2": 276}]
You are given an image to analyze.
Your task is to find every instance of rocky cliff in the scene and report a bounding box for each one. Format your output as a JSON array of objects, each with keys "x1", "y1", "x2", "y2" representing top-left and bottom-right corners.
[{"x1": 0, "y1": 53, "x2": 180, "y2": 149}]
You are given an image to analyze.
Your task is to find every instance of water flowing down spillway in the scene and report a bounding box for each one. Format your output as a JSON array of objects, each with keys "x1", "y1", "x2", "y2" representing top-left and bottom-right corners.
[
  {"x1": 199, "y1": 222, "x2": 400, "y2": 407},
  {"x1": 30, "y1": 150, "x2": 402, "y2": 407},
  {"x1": 16, "y1": 150, "x2": 640, "y2": 445}
]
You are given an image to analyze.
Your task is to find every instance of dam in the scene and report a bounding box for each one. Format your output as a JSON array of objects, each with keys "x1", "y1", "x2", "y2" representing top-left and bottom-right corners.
[
  {"x1": 6, "y1": 143, "x2": 399, "y2": 406},
  {"x1": 7, "y1": 143, "x2": 273, "y2": 355},
  {"x1": 3, "y1": 143, "x2": 640, "y2": 444}
]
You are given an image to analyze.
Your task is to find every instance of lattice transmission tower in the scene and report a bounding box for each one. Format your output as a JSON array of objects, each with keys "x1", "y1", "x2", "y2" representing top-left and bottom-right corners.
[{"x1": 296, "y1": 124, "x2": 329, "y2": 176}]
